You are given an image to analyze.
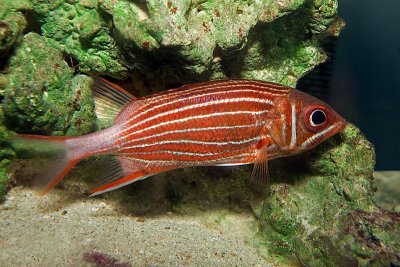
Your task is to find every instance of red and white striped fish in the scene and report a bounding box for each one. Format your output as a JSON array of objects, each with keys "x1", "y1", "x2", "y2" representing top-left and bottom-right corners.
[{"x1": 17, "y1": 77, "x2": 347, "y2": 196}]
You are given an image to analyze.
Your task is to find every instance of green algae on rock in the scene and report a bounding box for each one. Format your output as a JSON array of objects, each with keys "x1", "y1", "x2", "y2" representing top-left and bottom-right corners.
[
  {"x1": 336, "y1": 209, "x2": 400, "y2": 266},
  {"x1": 5, "y1": 0, "x2": 343, "y2": 86},
  {"x1": 0, "y1": 169, "x2": 8, "y2": 201},
  {"x1": 0, "y1": 110, "x2": 16, "y2": 201},
  {"x1": 31, "y1": 0, "x2": 129, "y2": 78},
  {"x1": 256, "y1": 124, "x2": 399, "y2": 266},
  {"x1": 1, "y1": 33, "x2": 96, "y2": 136},
  {"x1": 101, "y1": 0, "x2": 341, "y2": 87},
  {"x1": 0, "y1": 0, "x2": 31, "y2": 59}
]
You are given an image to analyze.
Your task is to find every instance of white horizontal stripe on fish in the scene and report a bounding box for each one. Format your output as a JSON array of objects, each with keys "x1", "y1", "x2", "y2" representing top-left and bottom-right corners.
[
  {"x1": 148, "y1": 80, "x2": 290, "y2": 105},
  {"x1": 122, "y1": 136, "x2": 261, "y2": 150},
  {"x1": 89, "y1": 175, "x2": 151, "y2": 196},
  {"x1": 215, "y1": 162, "x2": 251, "y2": 166},
  {"x1": 216, "y1": 144, "x2": 278, "y2": 166},
  {"x1": 118, "y1": 122, "x2": 264, "y2": 149},
  {"x1": 300, "y1": 124, "x2": 337, "y2": 149},
  {"x1": 120, "y1": 97, "x2": 273, "y2": 137},
  {"x1": 122, "y1": 144, "x2": 255, "y2": 157},
  {"x1": 131, "y1": 81, "x2": 290, "y2": 124},
  {"x1": 119, "y1": 82, "x2": 291, "y2": 130},
  {"x1": 120, "y1": 89, "x2": 278, "y2": 131},
  {"x1": 121, "y1": 87, "x2": 281, "y2": 129},
  {"x1": 122, "y1": 152, "x2": 255, "y2": 165},
  {"x1": 120, "y1": 110, "x2": 270, "y2": 142},
  {"x1": 128, "y1": 150, "x2": 218, "y2": 157}
]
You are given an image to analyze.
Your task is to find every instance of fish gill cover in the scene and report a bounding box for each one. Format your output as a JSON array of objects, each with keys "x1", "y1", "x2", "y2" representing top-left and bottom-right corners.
[{"x1": 0, "y1": 0, "x2": 398, "y2": 266}]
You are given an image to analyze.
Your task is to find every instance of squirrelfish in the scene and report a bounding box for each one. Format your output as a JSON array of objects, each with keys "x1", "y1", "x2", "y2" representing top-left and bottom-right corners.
[{"x1": 17, "y1": 78, "x2": 346, "y2": 196}]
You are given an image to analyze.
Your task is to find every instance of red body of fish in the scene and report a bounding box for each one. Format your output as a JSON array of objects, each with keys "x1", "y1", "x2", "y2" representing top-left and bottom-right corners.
[{"x1": 17, "y1": 78, "x2": 346, "y2": 196}]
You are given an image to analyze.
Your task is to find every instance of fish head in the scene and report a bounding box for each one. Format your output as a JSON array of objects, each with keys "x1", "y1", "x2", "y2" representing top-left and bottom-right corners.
[{"x1": 282, "y1": 89, "x2": 347, "y2": 154}]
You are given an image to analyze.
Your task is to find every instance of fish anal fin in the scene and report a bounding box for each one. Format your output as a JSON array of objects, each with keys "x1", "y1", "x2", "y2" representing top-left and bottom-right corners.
[
  {"x1": 87, "y1": 155, "x2": 140, "y2": 196},
  {"x1": 250, "y1": 139, "x2": 271, "y2": 186},
  {"x1": 90, "y1": 170, "x2": 149, "y2": 196},
  {"x1": 89, "y1": 156, "x2": 178, "y2": 196},
  {"x1": 92, "y1": 76, "x2": 135, "y2": 129}
]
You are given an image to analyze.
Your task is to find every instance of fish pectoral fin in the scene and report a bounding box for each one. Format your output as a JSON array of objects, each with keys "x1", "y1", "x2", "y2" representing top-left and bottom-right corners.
[
  {"x1": 250, "y1": 143, "x2": 270, "y2": 186},
  {"x1": 92, "y1": 76, "x2": 135, "y2": 129},
  {"x1": 267, "y1": 118, "x2": 285, "y2": 148}
]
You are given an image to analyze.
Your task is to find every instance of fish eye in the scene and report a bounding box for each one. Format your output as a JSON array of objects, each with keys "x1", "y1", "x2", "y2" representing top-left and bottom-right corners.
[{"x1": 310, "y1": 109, "x2": 326, "y2": 126}]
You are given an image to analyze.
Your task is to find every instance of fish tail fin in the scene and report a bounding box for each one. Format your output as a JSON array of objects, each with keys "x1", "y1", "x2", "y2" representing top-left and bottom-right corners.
[{"x1": 12, "y1": 134, "x2": 81, "y2": 196}]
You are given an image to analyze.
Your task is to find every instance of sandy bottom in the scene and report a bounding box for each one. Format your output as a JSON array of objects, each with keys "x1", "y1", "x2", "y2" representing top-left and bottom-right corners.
[
  {"x1": 373, "y1": 171, "x2": 400, "y2": 212},
  {"x1": 0, "y1": 187, "x2": 270, "y2": 266}
]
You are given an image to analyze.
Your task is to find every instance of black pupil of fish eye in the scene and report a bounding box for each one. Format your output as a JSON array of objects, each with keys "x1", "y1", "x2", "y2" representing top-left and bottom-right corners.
[{"x1": 311, "y1": 110, "x2": 326, "y2": 125}]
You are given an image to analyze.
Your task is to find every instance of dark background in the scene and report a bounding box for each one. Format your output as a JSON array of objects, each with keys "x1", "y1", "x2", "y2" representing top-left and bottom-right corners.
[{"x1": 299, "y1": 0, "x2": 400, "y2": 170}]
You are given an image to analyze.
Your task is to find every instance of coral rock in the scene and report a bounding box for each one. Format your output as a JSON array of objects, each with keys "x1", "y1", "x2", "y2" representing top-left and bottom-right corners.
[{"x1": 1, "y1": 33, "x2": 96, "y2": 136}]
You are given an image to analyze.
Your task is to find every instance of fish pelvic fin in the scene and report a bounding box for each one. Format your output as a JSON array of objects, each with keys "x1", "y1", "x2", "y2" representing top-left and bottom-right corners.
[
  {"x1": 92, "y1": 76, "x2": 135, "y2": 129},
  {"x1": 250, "y1": 139, "x2": 270, "y2": 186},
  {"x1": 12, "y1": 134, "x2": 82, "y2": 196}
]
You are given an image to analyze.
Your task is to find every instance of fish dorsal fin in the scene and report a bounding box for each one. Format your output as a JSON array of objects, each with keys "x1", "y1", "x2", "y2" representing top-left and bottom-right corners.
[
  {"x1": 250, "y1": 140, "x2": 270, "y2": 186},
  {"x1": 92, "y1": 76, "x2": 135, "y2": 129}
]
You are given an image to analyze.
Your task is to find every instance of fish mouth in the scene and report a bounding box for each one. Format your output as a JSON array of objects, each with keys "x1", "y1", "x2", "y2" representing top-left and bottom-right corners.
[
  {"x1": 322, "y1": 120, "x2": 348, "y2": 143},
  {"x1": 330, "y1": 119, "x2": 347, "y2": 137},
  {"x1": 300, "y1": 120, "x2": 347, "y2": 150}
]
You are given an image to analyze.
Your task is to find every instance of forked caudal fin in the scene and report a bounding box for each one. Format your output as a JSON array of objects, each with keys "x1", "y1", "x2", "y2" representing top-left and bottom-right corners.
[
  {"x1": 12, "y1": 135, "x2": 81, "y2": 195},
  {"x1": 11, "y1": 77, "x2": 138, "y2": 196},
  {"x1": 13, "y1": 128, "x2": 118, "y2": 195}
]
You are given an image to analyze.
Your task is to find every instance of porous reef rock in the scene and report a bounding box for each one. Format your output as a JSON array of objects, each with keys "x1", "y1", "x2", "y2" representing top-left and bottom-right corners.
[
  {"x1": 0, "y1": 0, "x2": 31, "y2": 60},
  {"x1": 1, "y1": 0, "x2": 342, "y2": 85},
  {"x1": 255, "y1": 125, "x2": 400, "y2": 266},
  {"x1": 1, "y1": 33, "x2": 96, "y2": 136},
  {"x1": 0, "y1": 110, "x2": 15, "y2": 201},
  {"x1": 1, "y1": 0, "x2": 399, "y2": 266}
]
